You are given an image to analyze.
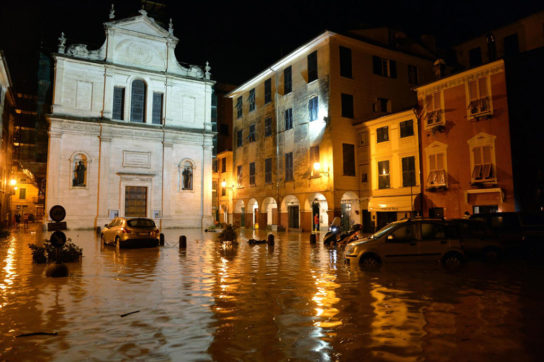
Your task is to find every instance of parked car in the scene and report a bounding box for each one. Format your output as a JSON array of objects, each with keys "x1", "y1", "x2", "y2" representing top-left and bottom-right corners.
[
  {"x1": 447, "y1": 219, "x2": 503, "y2": 260},
  {"x1": 101, "y1": 217, "x2": 160, "y2": 248},
  {"x1": 344, "y1": 218, "x2": 464, "y2": 270},
  {"x1": 469, "y1": 212, "x2": 544, "y2": 256}
]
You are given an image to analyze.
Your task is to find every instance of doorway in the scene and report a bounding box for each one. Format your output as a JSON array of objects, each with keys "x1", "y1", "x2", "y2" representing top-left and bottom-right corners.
[
  {"x1": 377, "y1": 211, "x2": 397, "y2": 230},
  {"x1": 125, "y1": 186, "x2": 147, "y2": 217},
  {"x1": 288, "y1": 205, "x2": 299, "y2": 229}
]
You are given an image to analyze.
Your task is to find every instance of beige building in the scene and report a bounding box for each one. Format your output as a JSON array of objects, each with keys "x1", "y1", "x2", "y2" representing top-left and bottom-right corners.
[
  {"x1": 212, "y1": 150, "x2": 234, "y2": 224},
  {"x1": 0, "y1": 51, "x2": 15, "y2": 227},
  {"x1": 10, "y1": 168, "x2": 41, "y2": 221},
  {"x1": 454, "y1": 11, "x2": 544, "y2": 68},
  {"x1": 356, "y1": 109, "x2": 420, "y2": 230},
  {"x1": 228, "y1": 30, "x2": 433, "y2": 232}
]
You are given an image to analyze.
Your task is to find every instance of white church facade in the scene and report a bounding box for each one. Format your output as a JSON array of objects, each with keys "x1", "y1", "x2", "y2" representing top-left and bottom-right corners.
[{"x1": 46, "y1": 10, "x2": 215, "y2": 229}]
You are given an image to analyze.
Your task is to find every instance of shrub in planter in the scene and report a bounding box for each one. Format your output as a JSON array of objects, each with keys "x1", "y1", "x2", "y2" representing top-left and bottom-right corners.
[
  {"x1": 28, "y1": 239, "x2": 83, "y2": 264},
  {"x1": 217, "y1": 224, "x2": 237, "y2": 243}
]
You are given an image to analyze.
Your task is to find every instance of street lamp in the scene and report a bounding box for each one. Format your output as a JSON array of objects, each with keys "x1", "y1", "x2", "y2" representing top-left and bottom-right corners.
[{"x1": 9, "y1": 179, "x2": 16, "y2": 186}]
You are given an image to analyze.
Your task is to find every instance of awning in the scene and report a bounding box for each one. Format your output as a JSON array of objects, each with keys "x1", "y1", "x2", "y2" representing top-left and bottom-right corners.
[{"x1": 368, "y1": 195, "x2": 416, "y2": 212}]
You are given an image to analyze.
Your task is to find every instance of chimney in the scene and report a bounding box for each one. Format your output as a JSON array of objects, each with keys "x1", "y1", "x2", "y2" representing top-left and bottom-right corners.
[{"x1": 433, "y1": 58, "x2": 446, "y2": 79}]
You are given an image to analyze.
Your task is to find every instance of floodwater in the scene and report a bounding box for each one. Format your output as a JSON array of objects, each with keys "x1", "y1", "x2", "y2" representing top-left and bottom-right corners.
[{"x1": 1, "y1": 225, "x2": 543, "y2": 361}]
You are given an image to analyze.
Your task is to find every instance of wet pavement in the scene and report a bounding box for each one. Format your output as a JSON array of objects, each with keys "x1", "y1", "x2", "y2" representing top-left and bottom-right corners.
[{"x1": 1, "y1": 224, "x2": 543, "y2": 361}]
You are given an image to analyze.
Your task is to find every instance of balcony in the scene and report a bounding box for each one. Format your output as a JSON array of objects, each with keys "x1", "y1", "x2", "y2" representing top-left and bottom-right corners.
[
  {"x1": 426, "y1": 170, "x2": 447, "y2": 190},
  {"x1": 468, "y1": 97, "x2": 492, "y2": 119}
]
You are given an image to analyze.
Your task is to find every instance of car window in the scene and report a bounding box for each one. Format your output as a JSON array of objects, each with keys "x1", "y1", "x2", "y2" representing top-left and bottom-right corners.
[
  {"x1": 420, "y1": 222, "x2": 446, "y2": 240},
  {"x1": 390, "y1": 224, "x2": 415, "y2": 243},
  {"x1": 372, "y1": 221, "x2": 403, "y2": 239},
  {"x1": 127, "y1": 219, "x2": 156, "y2": 228},
  {"x1": 108, "y1": 218, "x2": 118, "y2": 227}
]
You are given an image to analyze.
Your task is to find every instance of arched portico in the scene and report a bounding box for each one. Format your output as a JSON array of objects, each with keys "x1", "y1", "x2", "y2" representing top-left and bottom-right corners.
[
  {"x1": 280, "y1": 195, "x2": 300, "y2": 230},
  {"x1": 303, "y1": 193, "x2": 329, "y2": 232},
  {"x1": 261, "y1": 197, "x2": 278, "y2": 228},
  {"x1": 341, "y1": 191, "x2": 360, "y2": 229},
  {"x1": 234, "y1": 199, "x2": 245, "y2": 227},
  {"x1": 247, "y1": 198, "x2": 259, "y2": 228}
]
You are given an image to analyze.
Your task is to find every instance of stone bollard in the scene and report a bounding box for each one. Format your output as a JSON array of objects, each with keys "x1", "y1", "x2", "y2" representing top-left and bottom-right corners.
[
  {"x1": 96, "y1": 226, "x2": 101, "y2": 234},
  {"x1": 179, "y1": 235, "x2": 187, "y2": 248},
  {"x1": 160, "y1": 233, "x2": 165, "y2": 246},
  {"x1": 310, "y1": 233, "x2": 317, "y2": 244},
  {"x1": 267, "y1": 234, "x2": 274, "y2": 245}
]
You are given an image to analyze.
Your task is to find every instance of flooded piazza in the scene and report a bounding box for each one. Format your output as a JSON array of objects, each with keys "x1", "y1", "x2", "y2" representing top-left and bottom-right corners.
[{"x1": 1, "y1": 225, "x2": 543, "y2": 361}]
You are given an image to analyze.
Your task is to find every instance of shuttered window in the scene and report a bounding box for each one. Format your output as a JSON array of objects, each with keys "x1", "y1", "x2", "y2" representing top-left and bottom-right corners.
[
  {"x1": 307, "y1": 51, "x2": 318, "y2": 82},
  {"x1": 152, "y1": 92, "x2": 163, "y2": 124},
  {"x1": 113, "y1": 87, "x2": 125, "y2": 120},
  {"x1": 130, "y1": 80, "x2": 146, "y2": 123},
  {"x1": 284, "y1": 66, "x2": 292, "y2": 94},
  {"x1": 343, "y1": 143, "x2": 355, "y2": 176}
]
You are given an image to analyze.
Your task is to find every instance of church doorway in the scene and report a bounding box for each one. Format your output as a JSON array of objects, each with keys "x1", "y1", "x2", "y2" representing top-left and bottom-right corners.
[{"x1": 125, "y1": 186, "x2": 147, "y2": 217}]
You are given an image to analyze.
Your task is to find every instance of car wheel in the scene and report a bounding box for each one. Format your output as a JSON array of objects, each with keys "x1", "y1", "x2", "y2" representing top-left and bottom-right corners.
[
  {"x1": 442, "y1": 252, "x2": 463, "y2": 270},
  {"x1": 483, "y1": 247, "x2": 501, "y2": 262},
  {"x1": 360, "y1": 255, "x2": 381, "y2": 271}
]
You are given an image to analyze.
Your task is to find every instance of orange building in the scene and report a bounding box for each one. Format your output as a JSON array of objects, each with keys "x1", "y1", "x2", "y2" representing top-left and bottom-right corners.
[{"x1": 416, "y1": 59, "x2": 515, "y2": 218}]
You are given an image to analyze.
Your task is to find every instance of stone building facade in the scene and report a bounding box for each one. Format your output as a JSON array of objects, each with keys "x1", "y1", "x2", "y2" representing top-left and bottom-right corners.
[
  {"x1": 0, "y1": 51, "x2": 15, "y2": 228},
  {"x1": 228, "y1": 30, "x2": 433, "y2": 232},
  {"x1": 46, "y1": 10, "x2": 214, "y2": 229}
]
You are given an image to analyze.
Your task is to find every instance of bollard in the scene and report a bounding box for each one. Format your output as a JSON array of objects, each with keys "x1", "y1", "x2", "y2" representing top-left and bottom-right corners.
[
  {"x1": 96, "y1": 226, "x2": 101, "y2": 234},
  {"x1": 159, "y1": 233, "x2": 165, "y2": 246},
  {"x1": 267, "y1": 234, "x2": 274, "y2": 245},
  {"x1": 179, "y1": 235, "x2": 187, "y2": 248},
  {"x1": 310, "y1": 233, "x2": 317, "y2": 244}
]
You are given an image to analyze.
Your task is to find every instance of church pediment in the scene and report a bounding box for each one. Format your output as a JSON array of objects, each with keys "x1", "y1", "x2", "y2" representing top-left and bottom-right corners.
[{"x1": 106, "y1": 13, "x2": 172, "y2": 39}]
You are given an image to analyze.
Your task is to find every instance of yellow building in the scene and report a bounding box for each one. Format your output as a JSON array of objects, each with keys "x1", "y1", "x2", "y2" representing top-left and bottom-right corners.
[
  {"x1": 10, "y1": 168, "x2": 41, "y2": 222},
  {"x1": 212, "y1": 150, "x2": 234, "y2": 224},
  {"x1": 357, "y1": 109, "x2": 420, "y2": 230},
  {"x1": 228, "y1": 30, "x2": 433, "y2": 232}
]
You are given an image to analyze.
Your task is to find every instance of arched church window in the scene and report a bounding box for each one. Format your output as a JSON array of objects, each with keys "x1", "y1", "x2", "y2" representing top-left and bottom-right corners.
[
  {"x1": 72, "y1": 154, "x2": 87, "y2": 187},
  {"x1": 130, "y1": 80, "x2": 146, "y2": 123},
  {"x1": 180, "y1": 160, "x2": 194, "y2": 191}
]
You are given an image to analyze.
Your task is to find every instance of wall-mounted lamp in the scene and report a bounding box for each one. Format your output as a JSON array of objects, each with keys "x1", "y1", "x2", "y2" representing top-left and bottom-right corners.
[
  {"x1": 9, "y1": 179, "x2": 17, "y2": 186},
  {"x1": 312, "y1": 162, "x2": 329, "y2": 177},
  {"x1": 221, "y1": 180, "x2": 227, "y2": 188}
]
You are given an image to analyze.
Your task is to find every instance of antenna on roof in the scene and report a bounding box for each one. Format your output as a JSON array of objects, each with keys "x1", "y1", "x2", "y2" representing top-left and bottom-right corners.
[{"x1": 109, "y1": 4, "x2": 115, "y2": 20}]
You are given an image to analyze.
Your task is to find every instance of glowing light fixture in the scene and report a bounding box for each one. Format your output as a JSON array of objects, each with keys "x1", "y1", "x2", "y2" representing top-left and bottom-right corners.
[
  {"x1": 221, "y1": 180, "x2": 226, "y2": 188},
  {"x1": 313, "y1": 162, "x2": 321, "y2": 172},
  {"x1": 9, "y1": 179, "x2": 16, "y2": 186}
]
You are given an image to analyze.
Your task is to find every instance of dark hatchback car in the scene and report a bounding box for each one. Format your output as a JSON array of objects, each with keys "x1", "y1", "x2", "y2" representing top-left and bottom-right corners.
[
  {"x1": 447, "y1": 219, "x2": 504, "y2": 260},
  {"x1": 101, "y1": 217, "x2": 160, "y2": 248}
]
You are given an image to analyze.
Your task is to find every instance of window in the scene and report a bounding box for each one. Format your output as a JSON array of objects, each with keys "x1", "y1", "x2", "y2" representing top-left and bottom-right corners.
[
  {"x1": 237, "y1": 165, "x2": 242, "y2": 185},
  {"x1": 467, "y1": 76, "x2": 492, "y2": 118},
  {"x1": 213, "y1": 159, "x2": 218, "y2": 173},
  {"x1": 376, "y1": 126, "x2": 389, "y2": 143},
  {"x1": 248, "y1": 88, "x2": 256, "y2": 112},
  {"x1": 341, "y1": 93, "x2": 354, "y2": 118},
  {"x1": 221, "y1": 158, "x2": 226, "y2": 172},
  {"x1": 249, "y1": 162, "x2": 256, "y2": 185},
  {"x1": 373, "y1": 97, "x2": 390, "y2": 113},
  {"x1": 400, "y1": 120, "x2": 414, "y2": 138},
  {"x1": 471, "y1": 145, "x2": 495, "y2": 183},
  {"x1": 285, "y1": 108, "x2": 293, "y2": 130},
  {"x1": 265, "y1": 158, "x2": 272, "y2": 184},
  {"x1": 112, "y1": 87, "x2": 125, "y2": 120},
  {"x1": 285, "y1": 152, "x2": 293, "y2": 181},
  {"x1": 152, "y1": 92, "x2": 163, "y2": 124},
  {"x1": 378, "y1": 160, "x2": 390, "y2": 189},
  {"x1": 424, "y1": 92, "x2": 443, "y2": 127},
  {"x1": 427, "y1": 152, "x2": 447, "y2": 187},
  {"x1": 503, "y1": 33, "x2": 519, "y2": 57},
  {"x1": 402, "y1": 156, "x2": 416, "y2": 187},
  {"x1": 469, "y1": 47, "x2": 482, "y2": 67},
  {"x1": 19, "y1": 188, "x2": 26, "y2": 200},
  {"x1": 72, "y1": 153, "x2": 87, "y2": 187},
  {"x1": 130, "y1": 80, "x2": 146, "y2": 122},
  {"x1": 181, "y1": 161, "x2": 193, "y2": 190},
  {"x1": 391, "y1": 224, "x2": 415, "y2": 242},
  {"x1": 248, "y1": 124, "x2": 256, "y2": 142},
  {"x1": 237, "y1": 129, "x2": 243, "y2": 147},
  {"x1": 264, "y1": 78, "x2": 272, "y2": 104},
  {"x1": 236, "y1": 97, "x2": 242, "y2": 119},
  {"x1": 343, "y1": 144, "x2": 355, "y2": 176},
  {"x1": 265, "y1": 117, "x2": 272, "y2": 137},
  {"x1": 420, "y1": 222, "x2": 446, "y2": 240},
  {"x1": 361, "y1": 173, "x2": 368, "y2": 183},
  {"x1": 408, "y1": 65, "x2": 418, "y2": 85},
  {"x1": 309, "y1": 96, "x2": 318, "y2": 121},
  {"x1": 339, "y1": 46, "x2": 352, "y2": 78},
  {"x1": 284, "y1": 66, "x2": 292, "y2": 94},
  {"x1": 373, "y1": 56, "x2": 397, "y2": 78},
  {"x1": 307, "y1": 51, "x2": 318, "y2": 82}
]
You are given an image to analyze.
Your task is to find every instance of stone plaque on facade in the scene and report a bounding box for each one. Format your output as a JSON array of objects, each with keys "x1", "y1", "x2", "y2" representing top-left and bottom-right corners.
[{"x1": 123, "y1": 151, "x2": 151, "y2": 168}]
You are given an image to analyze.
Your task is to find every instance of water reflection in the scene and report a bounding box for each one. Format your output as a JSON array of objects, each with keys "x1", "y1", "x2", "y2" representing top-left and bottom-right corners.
[{"x1": 0, "y1": 227, "x2": 543, "y2": 360}]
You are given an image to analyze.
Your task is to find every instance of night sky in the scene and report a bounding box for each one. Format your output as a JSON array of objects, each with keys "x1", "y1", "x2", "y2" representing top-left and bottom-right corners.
[{"x1": 1, "y1": 0, "x2": 542, "y2": 92}]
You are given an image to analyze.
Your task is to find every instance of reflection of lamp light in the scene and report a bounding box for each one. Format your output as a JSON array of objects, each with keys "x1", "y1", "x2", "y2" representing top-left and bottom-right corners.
[
  {"x1": 14, "y1": 186, "x2": 18, "y2": 191},
  {"x1": 313, "y1": 162, "x2": 321, "y2": 172},
  {"x1": 9, "y1": 179, "x2": 16, "y2": 186}
]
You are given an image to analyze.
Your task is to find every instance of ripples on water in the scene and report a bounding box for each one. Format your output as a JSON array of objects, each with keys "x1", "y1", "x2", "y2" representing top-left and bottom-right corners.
[{"x1": 0, "y1": 226, "x2": 543, "y2": 361}]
